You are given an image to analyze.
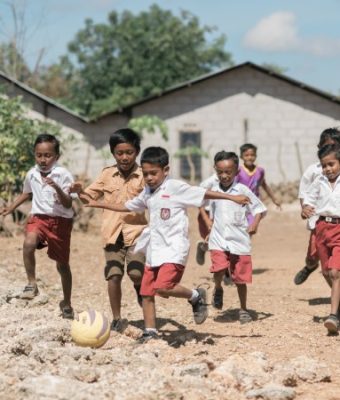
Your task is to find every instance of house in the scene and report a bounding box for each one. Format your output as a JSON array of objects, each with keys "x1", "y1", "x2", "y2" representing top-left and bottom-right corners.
[{"x1": 1, "y1": 62, "x2": 340, "y2": 182}]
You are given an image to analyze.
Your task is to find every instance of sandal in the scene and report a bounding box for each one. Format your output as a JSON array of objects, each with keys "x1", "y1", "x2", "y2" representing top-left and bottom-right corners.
[
  {"x1": 59, "y1": 301, "x2": 74, "y2": 320},
  {"x1": 20, "y1": 284, "x2": 39, "y2": 300},
  {"x1": 239, "y1": 309, "x2": 252, "y2": 324},
  {"x1": 294, "y1": 264, "x2": 318, "y2": 285}
]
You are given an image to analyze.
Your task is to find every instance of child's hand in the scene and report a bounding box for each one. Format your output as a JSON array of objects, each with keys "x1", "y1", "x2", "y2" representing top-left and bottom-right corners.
[
  {"x1": 273, "y1": 200, "x2": 282, "y2": 210},
  {"x1": 81, "y1": 195, "x2": 101, "y2": 208},
  {"x1": 69, "y1": 182, "x2": 83, "y2": 194},
  {"x1": 43, "y1": 177, "x2": 60, "y2": 191},
  {"x1": 233, "y1": 195, "x2": 251, "y2": 205},
  {"x1": 301, "y1": 205, "x2": 315, "y2": 219},
  {"x1": 0, "y1": 206, "x2": 12, "y2": 217},
  {"x1": 247, "y1": 223, "x2": 258, "y2": 235}
]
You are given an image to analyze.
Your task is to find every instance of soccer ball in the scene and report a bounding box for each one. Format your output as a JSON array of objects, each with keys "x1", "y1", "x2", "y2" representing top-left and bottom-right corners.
[{"x1": 71, "y1": 310, "x2": 110, "y2": 348}]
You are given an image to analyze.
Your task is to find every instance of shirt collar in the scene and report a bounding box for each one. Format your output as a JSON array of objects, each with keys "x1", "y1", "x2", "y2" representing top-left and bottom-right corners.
[
  {"x1": 145, "y1": 176, "x2": 170, "y2": 195},
  {"x1": 112, "y1": 163, "x2": 141, "y2": 179}
]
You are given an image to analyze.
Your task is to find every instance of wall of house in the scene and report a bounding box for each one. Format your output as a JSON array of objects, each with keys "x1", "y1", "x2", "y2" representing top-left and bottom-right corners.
[{"x1": 132, "y1": 66, "x2": 340, "y2": 183}]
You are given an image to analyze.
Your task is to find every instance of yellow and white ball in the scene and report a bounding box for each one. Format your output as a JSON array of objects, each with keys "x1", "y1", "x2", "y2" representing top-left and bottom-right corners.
[{"x1": 71, "y1": 310, "x2": 110, "y2": 348}]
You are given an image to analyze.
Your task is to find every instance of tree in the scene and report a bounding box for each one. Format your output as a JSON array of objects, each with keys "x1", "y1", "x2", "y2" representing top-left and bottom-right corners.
[
  {"x1": 60, "y1": 4, "x2": 233, "y2": 116},
  {"x1": 174, "y1": 146, "x2": 208, "y2": 183},
  {"x1": 0, "y1": 92, "x2": 60, "y2": 203},
  {"x1": 128, "y1": 115, "x2": 168, "y2": 141}
]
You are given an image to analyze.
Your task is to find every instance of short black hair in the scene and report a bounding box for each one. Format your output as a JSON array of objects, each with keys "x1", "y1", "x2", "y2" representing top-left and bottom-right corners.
[
  {"x1": 214, "y1": 150, "x2": 239, "y2": 168},
  {"x1": 109, "y1": 128, "x2": 141, "y2": 153},
  {"x1": 318, "y1": 144, "x2": 340, "y2": 161},
  {"x1": 141, "y1": 147, "x2": 169, "y2": 167},
  {"x1": 318, "y1": 127, "x2": 340, "y2": 149},
  {"x1": 34, "y1": 133, "x2": 60, "y2": 155},
  {"x1": 240, "y1": 143, "x2": 257, "y2": 156}
]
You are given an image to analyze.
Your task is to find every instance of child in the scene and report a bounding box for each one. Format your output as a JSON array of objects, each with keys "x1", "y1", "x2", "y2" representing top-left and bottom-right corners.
[
  {"x1": 200, "y1": 151, "x2": 266, "y2": 323},
  {"x1": 295, "y1": 128, "x2": 340, "y2": 285},
  {"x1": 0, "y1": 133, "x2": 75, "y2": 319},
  {"x1": 195, "y1": 173, "x2": 218, "y2": 265},
  {"x1": 83, "y1": 146, "x2": 250, "y2": 342},
  {"x1": 236, "y1": 143, "x2": 280, "y2": 226},
  {"x1": 70, "y1": 128, "x2": 147, "y2": 332},
  {"x1": 303, "y1": 144, "x2": 340, "y2": 333}
]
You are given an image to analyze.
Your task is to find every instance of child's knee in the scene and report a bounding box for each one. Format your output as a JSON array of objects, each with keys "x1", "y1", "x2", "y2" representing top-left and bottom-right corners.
[
  {"x1": 127, "y1": 269, "x2": 143, "y2": 284},
  {"x1": 109, "y1": 274, "x2": 123, "y2": 284},
  {"x1": 155, "y1": 288, "x2": 169, "y2": 298},
  {"x1": 329, "y1": 269, "x2": 340, "y2": 281},
  {"x1": 23, "y1": 237, "x2": 37, "y2": 253},
  {"x1": 57, "y1": 263, "x2": 71, "y2": 274}
]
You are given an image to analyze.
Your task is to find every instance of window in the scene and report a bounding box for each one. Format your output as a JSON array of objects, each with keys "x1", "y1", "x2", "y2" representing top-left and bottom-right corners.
[{"x1": 179, "y1": 131, "x2": 202, "y2": 181}]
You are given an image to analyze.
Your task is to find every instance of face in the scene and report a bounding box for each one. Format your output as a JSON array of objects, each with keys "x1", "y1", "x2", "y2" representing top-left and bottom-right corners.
[
  {"x1": 112, "y1": 143, "x2": 138, "y2": 173},
  {"x1": 34, "y1": 142, "x2": 59, "y2": 172},
  {"x1": 241, "y1": 148, "x2": 257, "y2": 168},
  {"x1": 214, "y1": 159, "x2": 238, "y2": 188},
  {"x1": 142, "y1": 163, "x2": 169, "y2": 190},
  {"x1": 321, "y1": 152, "x2": 340, "y2": 183}
]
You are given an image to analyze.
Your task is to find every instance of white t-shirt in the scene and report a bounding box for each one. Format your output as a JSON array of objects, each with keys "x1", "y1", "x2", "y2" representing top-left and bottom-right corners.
[
  {"x1": 23, "y1": 164, "x2": 74, "y2": 218},
  {"x1": 304, "y1": 174, "x2": 340, "y2": 229},
  {"x1": 208, "y1": 182, "x2": 267, "y2": 255},
  {"x1": 125, "y1": 178, "x2": 206, "y2": 267},
  {"x1": 298, "y1": 162, "x2": 322, "y2": 200}
]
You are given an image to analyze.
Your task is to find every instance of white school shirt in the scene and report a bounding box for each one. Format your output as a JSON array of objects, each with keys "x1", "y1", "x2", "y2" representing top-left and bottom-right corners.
[
  {"x1": 23, "y1": 164, "x2": 74, "y2": 218},
  {"x1": 200, "y1": 173, "x2": 219, "y2": 212},
  {"x1": 208, "y1": 182, "x2": 267, "y2": 255},
  {"x1": 298, "y1": 162, "x2": 322, "y2": 199},
  {"x1": 125, "y1": 178, "x2": 206, "y2": 267},
  {"x1": 304, "y1": 174, "x2": 340, "y2": 229}
]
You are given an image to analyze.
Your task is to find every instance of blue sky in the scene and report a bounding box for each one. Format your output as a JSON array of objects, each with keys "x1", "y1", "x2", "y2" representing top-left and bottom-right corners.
[{"x1": 0, "y1": 0, "x2": 339, "y2": 94}]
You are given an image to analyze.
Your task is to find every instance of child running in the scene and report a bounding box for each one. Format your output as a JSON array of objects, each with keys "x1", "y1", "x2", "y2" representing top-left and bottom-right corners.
[
  {"x1": 303, "y1": 144, "x2": 340, "y2": 333},
  {"x1": 236, "y1": 143, "x2": 280, "y2": 225},
  {"x1": 83, "y1": 146, "x2": 250, "y2": 342},
  {"x1": 70, "y1": 128, "x2": 147, "y2": 332},
  {"x1": 0, "y1": 133, "x2": 75, "y2": 319},
  {"x1": 295, "y1": 128, "x2": 340, "y2": 285},
  {"x1": 200, "y1": 151, "x2": 267, "y2": 323}
]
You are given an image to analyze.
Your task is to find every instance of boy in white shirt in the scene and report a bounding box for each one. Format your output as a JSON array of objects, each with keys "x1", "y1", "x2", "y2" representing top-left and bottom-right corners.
[
  {"x1": 295, "y1": 128, "x2": 340, "y2": 285},
  {"x1": 200, "y1": 151, "x2": 266, "y2": 324},
  {"x1": 303, "y1": 144, "x2": 340, "y2": 334},
  {"x1": 0, "y1": 134, "x2": 75, "y2": 319},
  {"x1": 84, "y1": 146, "x2": 251, "y2": 342}
]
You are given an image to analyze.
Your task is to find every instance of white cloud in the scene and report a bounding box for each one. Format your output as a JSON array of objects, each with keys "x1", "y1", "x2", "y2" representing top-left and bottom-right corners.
[
  {"x1": 243, "y1": 11, "x2": 299, "y2": 52},
  {"x1": 243, "y1": 11, "x2": 340, "y2": 57}
]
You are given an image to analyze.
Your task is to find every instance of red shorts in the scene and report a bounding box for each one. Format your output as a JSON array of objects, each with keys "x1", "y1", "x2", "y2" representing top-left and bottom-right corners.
[
  {"x1": 306, "y1": 229, "x2": 319, "y2": 264},
  {"x1": 26, "y1": 214, "x2": 73, "y2": 265},
  {"x1": 210, "y1": 250, "x2": 252, "y2": 284},
  {"x1": 140, "y1": 263, "x2": 185, "y2": 297},
  {"x1": 315, "y1": 221, "x2": 340, "y2": 272}
]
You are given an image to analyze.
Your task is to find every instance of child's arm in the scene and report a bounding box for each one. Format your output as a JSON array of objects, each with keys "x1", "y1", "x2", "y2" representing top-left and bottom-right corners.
[
  {"x1": 83, "y1": 196, "x2": 130, "y2": 212},
  {"x1": 204, "y1": 190, "x2": 250, "y2": 205},
  {"x1": 261, "y1": 179, "x2": 281, "y2": 209},
  {"x1": 44, "y1": 177, "x2": 73, "y2": 209},
  {"x1": 247, "y1": 212, "x2": 264, "y2": 235},
  {"x1": 0, "y1": 193, "x2": 31, "y2": 216},
  {"x1": 199, "y1": 206, "x2": 213, "y2": 233}
]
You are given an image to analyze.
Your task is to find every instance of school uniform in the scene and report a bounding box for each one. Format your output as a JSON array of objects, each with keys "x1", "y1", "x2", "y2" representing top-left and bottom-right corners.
[
  {"x1": 304, "y1": 175, "x2": 340, "y2": 271},
  {"x1": 23, "y1": 164, "x2": 74, "y2": 265},
  {"x1": 198, "y1": 173, "x2": 219, "y2": 238},
  {"x1": 125, "y1": 177, "x2": 206, "y2": 296},
  {"x1": 208, "y1": 181, "x2": 266, "y2": 284},
  {"x1": 298, "y1": 162, "x2": 323, "y2": 265}
]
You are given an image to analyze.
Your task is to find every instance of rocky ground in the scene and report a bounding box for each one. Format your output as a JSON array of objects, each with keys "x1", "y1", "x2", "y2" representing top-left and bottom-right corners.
[{"x1": 0, "y1": 204, "x2": 339, "y2": 400}]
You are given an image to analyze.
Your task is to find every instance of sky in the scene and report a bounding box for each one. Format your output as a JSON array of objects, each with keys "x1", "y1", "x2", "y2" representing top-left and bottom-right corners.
[{"x1": 0, "y1": 0, "x2": 339, "y2": 95}]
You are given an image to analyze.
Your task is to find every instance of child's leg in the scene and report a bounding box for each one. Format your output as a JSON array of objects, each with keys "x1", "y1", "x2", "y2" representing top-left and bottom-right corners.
[
  {"x1": 214, "y1": 271, "x2": 225, "y2": 289},
  {"x1": 22, "y1": 231, "x2": 40, "y2": 285},
  {"x1": 236, "y1": 284, "x2": 247, "y2": 310},
  {"x1": 108, "y1": 276, "x2": 123, "y2": 320},
  {"x1": 126, "y1": 247, "x2": 145, "y2": 307},
  {"x1": 56, "y1": 262, "x2": 72, "y2": 307},
  {"x1": 329, "y1": 269, "x2": 340, "y2": 316},
  {"x1": 142, "y1": 295, "x2": 156, "y2": 329}
]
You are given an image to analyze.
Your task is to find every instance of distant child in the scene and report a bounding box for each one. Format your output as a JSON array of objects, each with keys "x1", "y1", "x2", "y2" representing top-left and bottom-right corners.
[
  {"x1": 236, "y1": 143, "x2": 280, "y2": 225},
  {"x1": 295, "y1": 128, "x2": 340, "y2": 285},
  {"x1": 84, "y1": 146, "x2": 251, "y2": 342},
  {"x1": 303, "y1": 144, "x2": 340, "y2": 333},
  {"x1": 70, "y1": 128, "x2": 147, "y2": 332},
  {"x1": 0, "y1": 133, "x2": 75, "y2": 319},
  {"x1": 200, "y1": 151, "x2": 267, "y2": 323}
]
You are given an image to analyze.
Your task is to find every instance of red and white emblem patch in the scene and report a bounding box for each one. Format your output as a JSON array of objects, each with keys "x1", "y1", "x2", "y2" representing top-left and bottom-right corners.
[{"x1": 160, "y1": 208, "x2": 171, "y2": 220}]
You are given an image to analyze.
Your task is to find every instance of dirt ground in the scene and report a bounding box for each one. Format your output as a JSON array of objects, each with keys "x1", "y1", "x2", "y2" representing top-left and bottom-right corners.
[{"x1": 0, "y1": 203, "x2": 339, "y2": 399}]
